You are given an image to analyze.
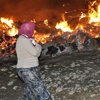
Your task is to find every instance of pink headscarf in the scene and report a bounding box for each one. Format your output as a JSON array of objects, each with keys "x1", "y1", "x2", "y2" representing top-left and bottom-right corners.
[{"x1": 18, "y1": 21, "x2": 35, "y2": 38}]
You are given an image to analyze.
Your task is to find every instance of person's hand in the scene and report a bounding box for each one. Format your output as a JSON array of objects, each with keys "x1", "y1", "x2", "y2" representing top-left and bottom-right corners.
[
  {"x1": 32, "y1": 39, "x2": 36, "y2": 46},
  {"x1": 30, "y1": 38, "x2": 36, "y2": 46}
]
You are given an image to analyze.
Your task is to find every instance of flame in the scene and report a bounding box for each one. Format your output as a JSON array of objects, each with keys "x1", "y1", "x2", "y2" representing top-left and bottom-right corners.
[
  {"x1": 34, "y1": 33, "x2": 51, "y2": 44},
  {"x1": 44, "y1": 19, "x2": 48, "y2": 26},
  {"x1": 76, "y1": 24, "x2": 84, "y2": 30},
  {"x1": 0, "y1": 17, "x2": 13, "y2": 28},
  {"x1": 79, "y1": 12, "x2": 86, "y2": 20},
  {"x1": 88, "y1": 1, "x2": 100, "y2": 24},
  {"x1": 0, "y1": 17, "x2": 18, "y2": 36},
  {"x1": 1, "y1": 1, "x2": 100, "y2": 42},
  {"x1": 8, "y1": 26, "x2": 18, "y2": 36},
  {"x1": 1, "y1": 0, "x2": 100, "y2": 58},
  {"x1": 55, "y1": 14, "x2": 73, "y2": 32}
]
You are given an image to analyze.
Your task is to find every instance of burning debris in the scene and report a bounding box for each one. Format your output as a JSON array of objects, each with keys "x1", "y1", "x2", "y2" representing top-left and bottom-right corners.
[
  {"x1": 0, "y1": 1, "x2": 100, "y2": 59},
  {"x1": 41, "y1": 30, "x2": 100, "y2": 58}
]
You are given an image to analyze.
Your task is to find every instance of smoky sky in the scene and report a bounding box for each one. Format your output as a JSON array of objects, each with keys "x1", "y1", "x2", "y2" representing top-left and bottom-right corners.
[{"x1": 0, "y1": 0, "x2": 88, "y2": 21}]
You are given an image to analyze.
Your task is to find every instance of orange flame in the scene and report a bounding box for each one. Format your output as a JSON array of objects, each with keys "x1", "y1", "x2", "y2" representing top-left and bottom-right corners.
[
  {"x1": 1, "y1": 0, "x2": 100, "y2": 57},
  {"x1": 1, "y1": 0, "x2": 100, "y2": 44},
  {"x1": 55, "y1": 14, "x2": 73, "y2": 32},
  {"x1": 34, "y1": 33, "x2": 51, "y2": 44},
  {"x1": 88, "y1": 1, "x2": 100, "y2": 24},
  {"x1": 8, "y1": 26, "x2": 18, "y2": 36},
  {"x1": 0, "y1": 17, "x2": 13, "y2": 28},
  {"x1": 79, "y1": 12, "x2": 86, "y2": 21},
  {"x1": 0, "y1": 17, "x2": 18, "y2": 36}
]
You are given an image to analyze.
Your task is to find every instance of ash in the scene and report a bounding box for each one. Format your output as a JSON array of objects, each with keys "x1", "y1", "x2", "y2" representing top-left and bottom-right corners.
[{"x1": 0, "y1": 51, "x2": 100, "y2": 100}]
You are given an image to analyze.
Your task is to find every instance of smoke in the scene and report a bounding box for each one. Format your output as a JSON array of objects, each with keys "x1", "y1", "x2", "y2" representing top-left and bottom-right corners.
[{"x1": 0, "y1": 0, "x2": 88, "y2": 21}]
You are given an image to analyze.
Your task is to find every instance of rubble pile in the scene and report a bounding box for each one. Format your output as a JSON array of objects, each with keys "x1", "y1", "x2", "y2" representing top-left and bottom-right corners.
[
  {"x1": 41, "y1": 30, "x2": 100, "y2": 58},
  {"x1": 0, "y1": 35, "x2": 17, "y2": 59},
  {"x1": 0, "y1": 29, "x2": 100, "y2": 60}
]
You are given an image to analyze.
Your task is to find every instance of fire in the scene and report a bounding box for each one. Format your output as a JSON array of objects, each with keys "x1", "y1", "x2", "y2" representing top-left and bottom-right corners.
[
  {"x1": 79, "y1": 12, "x2": 86, "y2": 21},
  {"x1": 55, "y1": 14, "x2": 73, "y2": 32},
  {"x1": 8, "y1": 26, "x2": 18, "y2": 36},
  {"x1": 0, "y1": 17, "x2": 18, "y2": 36},
  {"x1": 0, "y1": 17, "x2": 13, "y2": 28},
  {"x1": 44, "y1": 19, "x2": 49, "y2": 26},
  {"x1": 88, "y1": 1, "x2": 100, "y2": 24},
  {"x1": 34, "y1": 33, "x2": 51, "y2": 44},
  {"x1": 0, "y1": 0, "x2": 100, "y2": 41},
  {"x1": 1, "y1": 0, "x2": 100, "y2": 58}
]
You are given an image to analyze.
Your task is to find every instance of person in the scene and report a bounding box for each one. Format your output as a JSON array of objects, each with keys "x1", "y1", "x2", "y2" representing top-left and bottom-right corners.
[{"x1": 16, "y1": 21, "x2": 52, "y2": 100}]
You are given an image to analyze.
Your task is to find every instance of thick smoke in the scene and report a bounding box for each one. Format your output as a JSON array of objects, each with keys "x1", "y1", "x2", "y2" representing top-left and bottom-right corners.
[{"x1": 0, "y1": 0, "x2": 87, "y2": 21}]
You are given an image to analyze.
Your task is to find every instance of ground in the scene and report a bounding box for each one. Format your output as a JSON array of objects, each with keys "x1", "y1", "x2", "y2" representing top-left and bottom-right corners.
[{"x1": 0, "y1": 51, "x2": 100, "y2": 100}]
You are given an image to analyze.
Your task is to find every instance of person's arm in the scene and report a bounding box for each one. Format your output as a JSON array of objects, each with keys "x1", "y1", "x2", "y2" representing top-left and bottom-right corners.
[
  {"x1": 23, "y1": 38, "x2": 41, "y2": 57},
  {"x1": 35, "y1": 42, "x2": 42, "y2": 57}
]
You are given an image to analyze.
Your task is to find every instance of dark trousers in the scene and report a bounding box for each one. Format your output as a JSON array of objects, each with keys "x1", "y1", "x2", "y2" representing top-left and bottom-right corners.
[{"x1": 17, "y1": 67, "x2": 52, "y2": 100}]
